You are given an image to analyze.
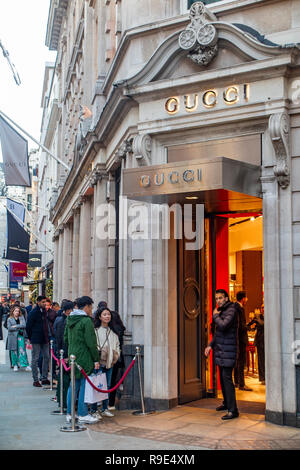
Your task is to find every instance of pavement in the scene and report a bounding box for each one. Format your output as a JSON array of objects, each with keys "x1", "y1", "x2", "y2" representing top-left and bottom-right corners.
[{"x1": 1, "y1": 337, "x2": 300, "y2": 450}]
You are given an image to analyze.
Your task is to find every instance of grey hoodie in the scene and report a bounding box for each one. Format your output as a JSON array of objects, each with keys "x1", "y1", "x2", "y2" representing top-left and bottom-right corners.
[{"x1": 70, "y1": 309, "x2": 87, "y2": 317}]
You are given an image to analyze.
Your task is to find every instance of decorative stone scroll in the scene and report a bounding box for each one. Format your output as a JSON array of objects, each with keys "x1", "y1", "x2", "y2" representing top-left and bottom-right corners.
[
  {"x1": 179, "y1": 1, "x2": 218, "y2": 66},
  {"x1": 269, "y1": 112, "x2": 290, "y2": 189},
  {"x1": 132, "y1": 134, "x2": 152, "y2": 166}
]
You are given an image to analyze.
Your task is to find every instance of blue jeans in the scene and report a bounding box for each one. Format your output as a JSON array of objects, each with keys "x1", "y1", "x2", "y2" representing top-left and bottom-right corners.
[
  {"x1": 91, "y1": 366, "x2": 113, "y2": 412},
  {"x1": 67, "y1": 376, "x2": 88, "y2": 417}
]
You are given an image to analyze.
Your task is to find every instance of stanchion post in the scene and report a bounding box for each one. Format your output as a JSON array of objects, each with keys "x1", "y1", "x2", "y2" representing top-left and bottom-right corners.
[
  {"x1": 43, "y1": 339, "x2": 56, "y2": 391},
  {"x1": 133, "y1": 346, "x2": 155, "y2": 416},
  {"x1": 51, "y1": 349, "x2": 65, "y2": 415},
  {"x1": 60, "y1": 355, "x2": 86, "y2": 432}
]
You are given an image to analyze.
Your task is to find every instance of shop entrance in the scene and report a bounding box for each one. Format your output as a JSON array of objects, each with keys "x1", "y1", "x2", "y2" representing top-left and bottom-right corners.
[{"x1": 178, "y1": 210, "x2": 265, "y2": 409}]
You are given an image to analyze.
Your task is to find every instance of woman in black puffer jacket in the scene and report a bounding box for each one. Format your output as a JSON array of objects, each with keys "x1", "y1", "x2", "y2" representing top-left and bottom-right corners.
[{"x1": 205, "y1": 289, "x2": 239, "y2": 420}]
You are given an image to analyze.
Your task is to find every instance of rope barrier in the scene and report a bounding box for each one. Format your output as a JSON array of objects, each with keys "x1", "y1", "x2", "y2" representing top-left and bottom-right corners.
[
  {"x1": 51, "y1": 349, "x2": 60, "y2": 366},
  {"x1": 50, "y1": 349, "x2": 71, "y2": 371},
  {"x1": 61, "y1": 359, "x2": 71, "y2": 372},
  {"x1": 77, "y1": 357, "x2": 136, "y2": 393}
]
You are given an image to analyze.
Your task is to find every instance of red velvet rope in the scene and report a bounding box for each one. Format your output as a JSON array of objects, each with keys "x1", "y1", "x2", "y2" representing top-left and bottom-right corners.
[
  {"x1": 50, "y1": 349, "x2": 71, "y2": 371},
  {"x1": 51, "y1": 348, "x2": 60, "y2": 365},
  {"x1": 78, "y1": 358, "x2": 136, "y2": 393},
  {"x1": 61, "y1": 359, "x2": 71, "y2": 372}
]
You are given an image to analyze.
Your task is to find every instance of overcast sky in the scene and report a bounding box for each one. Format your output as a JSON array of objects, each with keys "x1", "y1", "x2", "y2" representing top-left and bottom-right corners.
[{"x1": 0, "y1": 0, "x2": 57, "y2": 151}]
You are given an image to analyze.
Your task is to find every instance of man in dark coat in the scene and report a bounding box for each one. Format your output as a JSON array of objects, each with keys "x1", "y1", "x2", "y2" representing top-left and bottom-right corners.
[
  {"x1": 26, "y1": 295, "x2": 50, "y2": 387},
  {"x1": 53, "y1": 300, "x2": 73, "y2": 409},
  {"x1": 234, "y1": 291, "x2": 252, "y2": 391},
  {"x1": 205, "y1": 289, "x2": 239, "y2": 420}
]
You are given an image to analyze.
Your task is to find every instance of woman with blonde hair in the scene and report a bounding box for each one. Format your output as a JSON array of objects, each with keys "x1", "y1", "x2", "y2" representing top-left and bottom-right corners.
[{"x1": 6, "y1": 305, "x2": 31, "y2": 371}]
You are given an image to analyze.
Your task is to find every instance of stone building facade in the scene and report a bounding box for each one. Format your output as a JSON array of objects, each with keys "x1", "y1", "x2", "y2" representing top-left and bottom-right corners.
[{"x1": 44, "y1": 0, "x2": 300, "y2": 427}]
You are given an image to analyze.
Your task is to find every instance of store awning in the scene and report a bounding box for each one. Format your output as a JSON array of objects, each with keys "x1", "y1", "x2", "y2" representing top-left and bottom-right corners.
[{"x1": 122, "y1": 157, "x2": 262, "y2": 212}]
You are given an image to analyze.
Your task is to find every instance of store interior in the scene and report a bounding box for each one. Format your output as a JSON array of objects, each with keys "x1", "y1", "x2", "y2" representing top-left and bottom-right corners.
[{"x1": 225, "y1": 214, "x2": 265, "y2": 405}]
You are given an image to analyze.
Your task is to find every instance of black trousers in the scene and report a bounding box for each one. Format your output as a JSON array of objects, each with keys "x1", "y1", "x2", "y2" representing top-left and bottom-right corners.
[
  {"x1": 234, "y1": 344, "x2": 246, "y2": 388},
  {"x1": 109, "y1": 363, "x2": 123, "y2": 407},
  {"x1": 219, "y1": 366, "x2": 238, "y2": 413},
  {"x1": 256, "y1": 342, "x2": 265, "y2": 382}
]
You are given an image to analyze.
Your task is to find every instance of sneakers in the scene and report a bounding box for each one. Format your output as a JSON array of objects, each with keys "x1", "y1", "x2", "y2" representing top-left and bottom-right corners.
[
  {"x1": 78, "y1": 414, "x2": 99, "y2": 424},
  {"x1": 108, "y1": 406, "x2": 116, "y2": 411},
  {"x1": 90, "y1": 411, "x2": 102, "y2": 420},
  {"x1": 25, "y1": 366, "x2": 31, "y2": 371},
  {"x1": 41, "y1": 379, "x2": 51, "y2": 385},
  {"x1": 13, "y1": 365, "x2": 18, "y2": 372},
  {"x1": 102, "y1": 409, "x2": 114, "y2": 417},
  {"x1": 66, "y1": 414, "x2": 78, "y2": 423},
  {"x1": 33, "y1": 381, "x2": 42, "y2": 387}
]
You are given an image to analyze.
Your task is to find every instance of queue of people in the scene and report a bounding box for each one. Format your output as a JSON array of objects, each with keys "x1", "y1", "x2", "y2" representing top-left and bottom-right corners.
[{"x1": 0, "y1": 294, "x2": 126, "y2": 426}]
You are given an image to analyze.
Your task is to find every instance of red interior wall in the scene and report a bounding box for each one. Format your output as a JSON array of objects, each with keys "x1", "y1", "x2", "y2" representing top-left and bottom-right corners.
[{"x1": 215, "y1": 217, "x2": 229, "y2": 391}]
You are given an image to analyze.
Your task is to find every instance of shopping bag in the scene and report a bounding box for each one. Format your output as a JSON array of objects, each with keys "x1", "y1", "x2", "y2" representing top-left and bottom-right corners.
[
  {"x1": 84, "y1": 371, "x2": 109, "y2": 404},
  {"x1": 26, "y1": 341, "x2": 32, "y2": 350}
]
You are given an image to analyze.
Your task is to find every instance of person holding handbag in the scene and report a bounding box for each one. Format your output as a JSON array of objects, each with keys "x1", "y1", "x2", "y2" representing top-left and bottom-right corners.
[
  {"x1": 6, "y1": 306, "x2": 31, "y2": 371},
  {"x1": 91, "y1": 307, "x2": 120, "y2": 418}
]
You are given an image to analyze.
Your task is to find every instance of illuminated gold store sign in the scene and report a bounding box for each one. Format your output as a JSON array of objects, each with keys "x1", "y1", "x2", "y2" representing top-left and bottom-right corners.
[{"x1": 165, "y1": 84, "x2": 250, "y2": 115}]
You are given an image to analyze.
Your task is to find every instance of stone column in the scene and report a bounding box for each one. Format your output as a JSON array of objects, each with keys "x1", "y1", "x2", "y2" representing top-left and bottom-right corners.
[
  {"x1": 72, "y1": 208, "x2": 80, "y2": 299},
  {"x1": 107, "y1": 175, "x2": 116, "y2": 309},
  {"x1": 62, "y1": 224, "x2": 72, "y2": 300},
  {"x1": 57, "y1": 228, "x2": 64, "y2": 303},
  {"x1": 93, "y1": 173, "x2": 108, "y2": 304},
  {"x1": 78, "y1": 197, "x2": 92, "y2": 296},
  {"x1": 52, "y1": 234, "x2": 59, "y2": 301}
]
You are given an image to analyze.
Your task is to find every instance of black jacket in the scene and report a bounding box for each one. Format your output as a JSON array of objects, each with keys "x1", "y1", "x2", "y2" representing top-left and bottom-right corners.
[
  {"x1": 26, "y1": 305, "x2": 49, "y2": 344},
  {"x1": 54, "y1": 314, "x2": 68, "y2": 358},
  {"x1": 234, "y1": 302, "x2": 248, "y2": 346},
  {"x1": 210, "y1": 301, "x2": 238, "y2": 368},
  {"x1": 248, "y1": 315, "x2": 264, "y2": 347}
]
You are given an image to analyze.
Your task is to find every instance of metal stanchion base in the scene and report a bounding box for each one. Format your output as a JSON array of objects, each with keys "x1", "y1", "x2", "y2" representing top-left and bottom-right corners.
[
  {"x1": 51, "y1": 410, "x2": 66, "y2": 415},
  {"x1": 60, "y1": 425, "x2": 86, "y2": 433},
  {"x1": 132, "y1": 410, "x2": 156, "y2": 416}
]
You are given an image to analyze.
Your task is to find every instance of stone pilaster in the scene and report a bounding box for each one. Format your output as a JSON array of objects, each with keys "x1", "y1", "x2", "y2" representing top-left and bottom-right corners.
[
  {"x1": 57, "y1": 227, "x2": 64, "y2": 303},
  {"x1": 62, "y1": 223, "x2": 72, "y2": 300},
  {"x1": 52, "y1": 233, "x2": 59, "y2": 301},
  {"x1": 78, "y1": 196, "x2": 92, "y2": 296},
  {"x1": 93, "y1": 170, "x2": 109, "y2": 304},
  {"x1": 72, "y1": 207, "x2": 81, "y2": 300}
]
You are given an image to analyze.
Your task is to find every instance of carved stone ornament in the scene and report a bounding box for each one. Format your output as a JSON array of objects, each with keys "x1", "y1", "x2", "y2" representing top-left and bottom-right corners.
[
  {"x1": 179, "y1": 1, "x2": 218, "y2": 66},
  {"x1": 269, "y1": 112, "x2": 290, "y2": 189},
  {"x1": 132, "y1": 134, "x2": 152, "y2": 166}
]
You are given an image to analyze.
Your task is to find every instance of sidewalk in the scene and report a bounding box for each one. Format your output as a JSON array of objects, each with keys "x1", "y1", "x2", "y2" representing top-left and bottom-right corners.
[
  {"x1": 1, "y1": 340, "x2": 300, "y2": 450},
  {"x1": 0, "y1": 342, "x2": 205, "y2": 450}
]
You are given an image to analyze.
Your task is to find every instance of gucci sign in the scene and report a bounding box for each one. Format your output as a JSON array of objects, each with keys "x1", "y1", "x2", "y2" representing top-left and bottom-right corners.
[
  {"x1": 165, "y1": 84, "x2": 250, "y2": 115},
  {"x1": 139, "y1": 168, "x2": 202, "y2": 188}
]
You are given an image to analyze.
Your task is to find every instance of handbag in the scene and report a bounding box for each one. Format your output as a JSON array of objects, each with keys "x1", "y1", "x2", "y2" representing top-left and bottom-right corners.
[
  {"x1": 84, "y1": 371, "x2": 108, "y2": 404},
  {"x1": 96, "y1": 328, "x2": 111, "y2": 366}
]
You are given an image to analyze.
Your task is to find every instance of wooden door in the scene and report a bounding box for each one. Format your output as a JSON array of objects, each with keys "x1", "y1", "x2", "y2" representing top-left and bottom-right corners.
[{"x1": 178, "y1": 217, "x2": 206, "y2": 403}]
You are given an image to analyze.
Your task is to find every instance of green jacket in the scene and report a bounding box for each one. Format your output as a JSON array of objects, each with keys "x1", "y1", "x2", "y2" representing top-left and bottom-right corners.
[{"x1": 64, "y1": 313, "x2": 99, "y2": 379}]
